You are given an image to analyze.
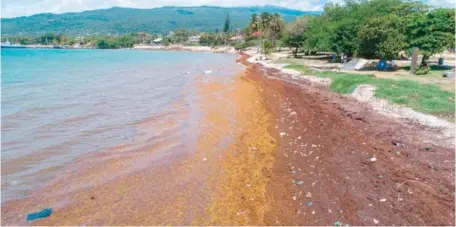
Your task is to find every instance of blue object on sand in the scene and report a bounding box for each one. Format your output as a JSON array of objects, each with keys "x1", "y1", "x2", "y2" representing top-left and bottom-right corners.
[
  {"x1": 377, "y1": 59, "x2": 387, "y2": 71},
  {"x1": 27, "y1": 208, "x2": 52, "y2": 222}
]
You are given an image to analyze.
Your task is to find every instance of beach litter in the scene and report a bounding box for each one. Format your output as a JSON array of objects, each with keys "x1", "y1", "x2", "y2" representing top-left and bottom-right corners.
[
  {"x1": 307, "y1": 201, "x2": 313, "y2": 206},
  {"x1": 204, "y1": 70, "x2": 213, "y2": 75},
  {"x1": 296, "y1": 181, "x2": 304, "y2": 185},
  {"x1": 27, "y1": 208, "x2": 52, "y2": 222},
  {"x1": 370, "y1": 155, "x2": 377, "y2": 162}
]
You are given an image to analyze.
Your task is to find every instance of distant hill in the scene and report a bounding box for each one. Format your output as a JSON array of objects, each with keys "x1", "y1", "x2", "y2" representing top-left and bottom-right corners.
[{"x1": 1, "y1": 5, "x2": 321, "y2": 36}]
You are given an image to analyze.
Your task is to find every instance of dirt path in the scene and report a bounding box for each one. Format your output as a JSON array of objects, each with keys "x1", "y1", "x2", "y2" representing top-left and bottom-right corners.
[{"x1": 239, "y1": 53, "x2": 455, "y2": 226}]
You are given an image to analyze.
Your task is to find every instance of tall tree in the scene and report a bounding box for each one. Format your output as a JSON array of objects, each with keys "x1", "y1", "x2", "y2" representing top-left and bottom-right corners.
[
  {"x1": 357, "y1": 14, "x2": 407, "y2": 59},
  {"x1": 56, "y1": 33, "x2": 67, "y2": 45},
  {"x1": 406, "y1": 8, "x2": 455, "y2": 67},
  {"x1": 223, "y1": 13, "x2": 230, "y2": 33},
  {"x1": 249, "y1": 13, "x2": 260, "y2": 33},
  {"x1": 256, "y1": 12, "x2": 273, "y2": 53},
  {"x1": 303, "y1": 16, "x2": 330, "y2": 52},
  {"x1": 283, "y1": 17, "x2": 308, "y2": 57},
  {"x1": 269, "y1": 13, "x2": 285, "y2": 49}
]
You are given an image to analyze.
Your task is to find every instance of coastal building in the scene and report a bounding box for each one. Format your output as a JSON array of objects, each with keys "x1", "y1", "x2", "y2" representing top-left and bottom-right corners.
[
  {"x1": 251, "y1": 31, "x2": 262, "y2": 38},
  {"x1": 152, "y1": 37, "x2": 163, "y2": 44},
  {"x1": 1, "y1": 41, "x2": 25, "y2": 48},
  {"x1": 188, "y1": 35, "x2": 201, "y2": 43},
  {"x1": 229, "y1": 35, "x2": 244, "y2": 42}
]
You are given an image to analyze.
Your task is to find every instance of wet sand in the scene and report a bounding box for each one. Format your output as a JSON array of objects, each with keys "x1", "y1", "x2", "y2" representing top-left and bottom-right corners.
[{"x1": 2, "y1": 53, "x2": 454, "y2": 226}]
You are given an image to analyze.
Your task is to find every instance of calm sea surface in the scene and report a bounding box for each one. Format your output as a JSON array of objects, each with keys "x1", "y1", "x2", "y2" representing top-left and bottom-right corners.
[{"x1": 1, "y1": 48, "x2": 243, "y2": 203}]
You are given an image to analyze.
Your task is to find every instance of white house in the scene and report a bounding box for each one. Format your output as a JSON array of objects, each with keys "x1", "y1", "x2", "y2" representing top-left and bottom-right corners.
[
  {"x1": 188, "y1": 35, "x2": 201, "y2": 43},
  {"x1": 152, "y1": 37, "x2": 163, "y2": 44}
]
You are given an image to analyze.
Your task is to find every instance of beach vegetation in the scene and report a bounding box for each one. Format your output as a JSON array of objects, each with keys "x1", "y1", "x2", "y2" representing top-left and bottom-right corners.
[
  {"x1": 405, "y1": 8, "x2": 455, "y2": 67},
  {"x1": 199, "y1": 33, "x2": 226, "y2": 46},
  {"x1": 280, "y1": 0, "x2": 454, "y2": 73},
  {"x1": 283, "y1": 63, "x2": 455, "y2": 116},
  {"x1": 283, "y1": 64, "x2": 313, "y2": 74},
  {"x1": 282, "y1": 17, "x2": 308, "y2": 57},
  {"x1": 268, "y1": 13, "x2": 286, "y2": 49},
  {"x1": 261, "y1": 40, "x2": 273, "y2": 55},
  {"x1": 315, "y1": 71, "x2": 455, "y2": 116}
]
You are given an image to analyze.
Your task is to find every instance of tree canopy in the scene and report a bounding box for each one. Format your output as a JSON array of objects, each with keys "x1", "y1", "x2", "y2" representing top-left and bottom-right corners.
[{"x1": 279, "y1": 0, "x2": 455, "y2": 66}]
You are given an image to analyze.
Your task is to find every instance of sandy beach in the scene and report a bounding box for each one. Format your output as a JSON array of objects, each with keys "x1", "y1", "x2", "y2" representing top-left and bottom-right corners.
[{"x1": 1, "y1": 52, "x2": 454, "y2": 226}]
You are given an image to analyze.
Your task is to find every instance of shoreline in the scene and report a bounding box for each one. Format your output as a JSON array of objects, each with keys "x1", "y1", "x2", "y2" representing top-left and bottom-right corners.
[
  {"x1": 1, "y1": 52, "x2": 454, "y2": 225},
  {"x1": 241, "y1": 52, "x2": 454, "y2": 225},
  {"x1": 4, "y1": 45, "x2": 239, "y2": 54},
  {"x1": 243, "y1": 51, "x2": 455, "y2": 148},
  {"x1": 0, "y1": 53, "x2": 273, "y2": 225},
  {"x1": 132, "y1": 44, "x2": 237, "y2": 54}
]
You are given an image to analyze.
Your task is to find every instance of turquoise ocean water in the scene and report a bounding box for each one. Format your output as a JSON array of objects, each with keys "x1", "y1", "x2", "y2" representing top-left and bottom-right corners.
[{"x1": 1, "y1": 48, "x2": 243, "y2": 203}]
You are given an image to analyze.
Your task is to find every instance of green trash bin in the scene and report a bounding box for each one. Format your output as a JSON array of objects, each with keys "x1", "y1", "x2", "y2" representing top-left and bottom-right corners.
[{"x1": 438, "y1": 58, "x2": 444, "y2": 66}]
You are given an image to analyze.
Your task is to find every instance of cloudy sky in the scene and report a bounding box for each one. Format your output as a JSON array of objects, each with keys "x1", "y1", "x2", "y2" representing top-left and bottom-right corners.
[{"x1": 1, "y1": 0, "x2": 453, "y2": 18}]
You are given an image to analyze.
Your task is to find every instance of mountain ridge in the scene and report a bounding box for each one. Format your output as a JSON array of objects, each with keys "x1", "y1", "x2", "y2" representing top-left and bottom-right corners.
[{"x1": 1, "y1": 5, "x2": 321, "y2": 35}]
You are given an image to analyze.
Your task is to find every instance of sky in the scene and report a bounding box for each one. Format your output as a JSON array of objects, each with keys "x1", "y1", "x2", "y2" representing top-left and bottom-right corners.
[{"x1": 1, "y1": 0, "x2": 454, "y2": 18}]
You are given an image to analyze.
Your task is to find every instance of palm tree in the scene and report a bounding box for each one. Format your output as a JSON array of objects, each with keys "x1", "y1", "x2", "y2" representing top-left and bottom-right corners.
[
  {"x1": 256, "y1": 12, "x2": 272, "y2": 53},
  {"x1": 249, "y1": 13, "x2": 259, "y2": 33},
  {"x1": 269, "y1": 13, "x2": 285, "y2": 50}
]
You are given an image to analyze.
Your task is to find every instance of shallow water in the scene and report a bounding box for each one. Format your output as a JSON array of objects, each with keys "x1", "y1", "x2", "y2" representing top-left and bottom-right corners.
[{"x1": 1, "y1": 48, "x2": 244, "y2": 203}]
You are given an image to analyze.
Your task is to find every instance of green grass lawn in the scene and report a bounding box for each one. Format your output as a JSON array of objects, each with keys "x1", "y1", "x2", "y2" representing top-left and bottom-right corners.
[
  {"x1": 283, "y1": 64, "x2": 314, "y2": 74},
  {"x1": 285, "y1": 64, "x2": 455, "y2": 118}
]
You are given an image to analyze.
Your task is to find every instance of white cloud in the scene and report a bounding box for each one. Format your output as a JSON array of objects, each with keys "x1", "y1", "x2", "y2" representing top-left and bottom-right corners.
[
  {"x1": 1, "y1": 0, "x2": 327, "y2": 18},
  {"x1": 428, "y1": 0, "x2": 455, "y2": 8}
]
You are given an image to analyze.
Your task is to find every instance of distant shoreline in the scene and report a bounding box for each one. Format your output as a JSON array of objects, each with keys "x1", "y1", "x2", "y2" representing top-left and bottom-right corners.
[
  {"x1": 2, "y1": 45, "x2": 238, "y2": 54},
  {"x1": 132, "y1": 44, "x2": 237, "y2": 54}
]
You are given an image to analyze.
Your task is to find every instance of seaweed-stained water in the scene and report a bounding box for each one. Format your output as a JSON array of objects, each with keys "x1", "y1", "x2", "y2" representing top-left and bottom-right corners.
[{"x1": 1, "y1": 48, "x2": 244, "y2": 203}]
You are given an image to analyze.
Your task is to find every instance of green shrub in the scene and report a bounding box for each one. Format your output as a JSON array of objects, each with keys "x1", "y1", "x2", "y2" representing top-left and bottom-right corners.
[
  {"x1": 262, "y1": 40, "x2": 273, "y2": 55},
  {"x1": 415, "y1": 66, "x2": 430, "y2": 75},
  {"x1": 234, "y1": 42, "x2": 249, "y2": 51}
]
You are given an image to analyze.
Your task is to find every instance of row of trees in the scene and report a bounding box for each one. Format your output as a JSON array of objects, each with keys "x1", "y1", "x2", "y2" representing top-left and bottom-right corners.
[
  {"x1": 5, "y1": 0, "x2": 453, "y2": 64},
  {"x1": 2, "y1": 33, "x2": 157, "y2": 48},
  {"x1": 2, "y1": 33, "x2": 69, "y2": 45},
  {"x1": 2, "y1": 13, "x2": 235, "y2": 48},
  {"x1": 278, "y1": 0, "x2": 455, "y2": 67},
  {"x1": 244, "y1": 12, "x2": 286, "y2": 54}
]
